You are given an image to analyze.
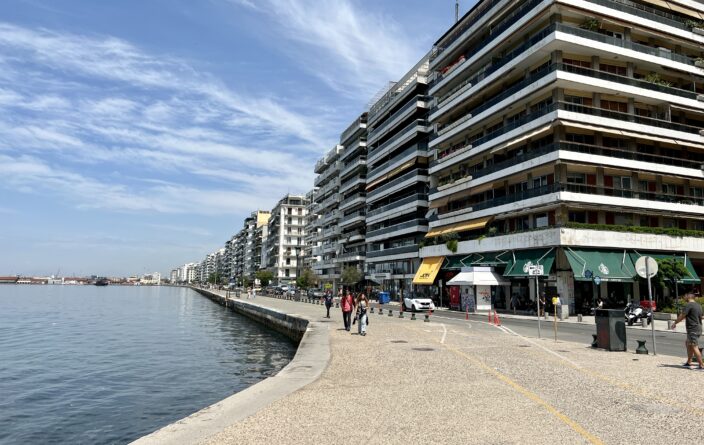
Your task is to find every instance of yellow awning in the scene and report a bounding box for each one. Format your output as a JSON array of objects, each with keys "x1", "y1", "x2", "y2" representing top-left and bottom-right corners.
[
  {"x1": 413, "y1": 256, "x2": 445, "y2": 285},
  {"x1": 666, "y1": 1, "x2": 704, "y2": 20},
  {"x1": 425, "y1": 216, "x2": 492, "y2": 238},
  {"x1": 365, "y1": 160, "x2": 416, "y2": 191},
  {"x1": 560, "y1": 121, "x2": 703, "y2": 148},
  {"x1": 490, "y1": 124, "x2": 554, "y2": 154}
]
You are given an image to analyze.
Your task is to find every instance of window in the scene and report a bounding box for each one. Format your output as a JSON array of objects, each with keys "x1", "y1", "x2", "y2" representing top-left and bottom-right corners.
[
  {"x1": 662, "y1": 183, "x2": 677, "y2": 195},
  {"x1": 563, "y1": 58, "x2": 591, "y2": 68},
  {"x1": 509, "y1": 182, "x2": 528, "y2": 194},
  {"x1": 601, "y1": 100, "x2": 627, "y2": 113},
  {"x1": 599, "y1": 63, "x2": 626, "y2": 76},
  {"x1": 534, "y1": 213, "x2": 548, "y2": 228},
  {"x1": 565, "y1": 133, "x2": 595, "y2": 145},
  {"x1": 285, "y1": 269, "x2": 290, "y2": 277},
  {"x1": 532, "y1": 175, "x2": 548, "y2": 189},
  {"x1": 615, "y1": 214, "x2": 632, "y2": 226},
  {"x1": 615, "y1": 176, "x2": 632, "y2": 198},
  {"x1": 569, "y1": 211, "x2": 587, "y2": 223}
]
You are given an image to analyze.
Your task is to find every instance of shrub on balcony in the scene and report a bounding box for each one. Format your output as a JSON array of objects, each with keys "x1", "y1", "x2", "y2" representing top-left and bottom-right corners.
[
  {"x1": 644, "y1": 72, "x2": 672, "y2": 88},
  {"x1": 442, "y1": 231, "x2": 459, "y2": 253},
  {"x1": 565, "y1": 222, "x2": 704, "y2": 238},
  {"x1": 685, "y1": 19, "x2": 704, "y2": 30},
  {"x1": 579, "y1": 18, "x2": 600, "y2": 32}
]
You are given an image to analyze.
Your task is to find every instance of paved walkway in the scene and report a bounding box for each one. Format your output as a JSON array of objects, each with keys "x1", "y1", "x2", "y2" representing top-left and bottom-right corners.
[{"x1": 201, "y1": 292, "x2": 701, "y2": 445}]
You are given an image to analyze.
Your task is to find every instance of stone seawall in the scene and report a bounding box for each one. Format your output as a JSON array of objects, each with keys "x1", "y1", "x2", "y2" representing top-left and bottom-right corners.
[
  {"x1": 193, "y1": 288, "x2": 308, "y2": 343},
  {"x1": 131, "y1": 288, "x2": 329, "y2": 445}
]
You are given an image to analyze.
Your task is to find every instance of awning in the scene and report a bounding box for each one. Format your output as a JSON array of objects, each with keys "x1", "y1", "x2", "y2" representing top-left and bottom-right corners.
[
  {"x1": 444, "y1": 255, "x2": 472, "y2": 270},
  {"x1": 629, "y1": 251, "x2": 701, "y2": 284},
  {"x1": 490, "y1": 123, "x2": 554, "y2": 154},
  {"x1": 640, "y1": 0, "x2": 704, "y2": 19},
  {"x1": 565, "y1": 248, "x2": 636, "y2": 282},
  {"x1": 365, "y1": 159, "x2": 416, "y2": 191},
  {"x1": 447, "y1": 267, "x2": 510, "y2": 286},
  {"x1": 425, "y1": 216, "x2": 492, "y2": 238},
  {"x1": 503, "y1": 248, "x2": 556, "y2": 277},
  {"x1": 413, "y1": 256, "x2": 445, "y2": 285}
]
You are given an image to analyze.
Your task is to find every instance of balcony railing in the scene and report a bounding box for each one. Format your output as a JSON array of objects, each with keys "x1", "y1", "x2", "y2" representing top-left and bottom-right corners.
[
  {"x1": 368, "y1": 119, "x2": 429, "y2": 158},
  {"x1": 367, "y1": 193, "x2": 429, "y2": 219},
  {"x1": 367, "y1": 219, "x2": 428, "y2": 239},
  {"x1": 587, "y1": 0, "x2": 692, "y2": 31},
  {"x1": 340, "y1": 192, "x2": 367, "y2": 208},
  {"x1": 368, "y1": 95, "x2": 431, "y2": 143},
  {"x1": 339, "y1": 175, "x2": 367, "y2": 193},
  {"x1": 340, "y1": 115, "x2": 367, "y2": 145},
  {"x1": 339, "y1": 209, "x2": 366, "y2": 226},
  {"x1": 368, "y1": 143, "x2": 428, "y2": 181},
  {"x1": 431, "y1": 0, "x2": 544, "y2": 87},
  {"x1": 366, "y1": 244, "x2": 419, "y2": 258},
  {"x1": 340, "y1": 157, "x2": 367, "y2": 178},
  {"x1": 367, "y1": 168, "x2": 427, "y2": 200}
]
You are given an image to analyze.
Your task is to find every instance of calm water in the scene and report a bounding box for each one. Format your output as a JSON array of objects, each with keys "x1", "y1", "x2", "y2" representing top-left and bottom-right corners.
[{"x1": 0, "y1": 285, "x2": 296, "y2": 444}]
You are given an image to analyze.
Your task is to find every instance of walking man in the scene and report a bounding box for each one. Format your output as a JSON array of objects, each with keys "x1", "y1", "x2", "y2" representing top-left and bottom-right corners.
[
  {"x1": 672, "y1": 293, "x2": 703, "y2": 369},
  {"x1": 341, "y1": 288, "x2": 354, "y2": 331},
  {"x1": 324, "y1": 290, "x2": 333, "y2": 318}
]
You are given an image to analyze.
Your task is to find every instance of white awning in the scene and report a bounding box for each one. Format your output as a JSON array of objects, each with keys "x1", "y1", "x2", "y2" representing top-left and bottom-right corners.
[{"x1": 447, "y1": 267, "x2": 509, "y2": 286}]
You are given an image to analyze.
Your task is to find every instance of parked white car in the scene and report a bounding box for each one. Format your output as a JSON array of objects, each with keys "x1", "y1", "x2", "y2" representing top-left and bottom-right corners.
[{"x1": 402, "y1": 295, "x2": 435, "y2": 312}]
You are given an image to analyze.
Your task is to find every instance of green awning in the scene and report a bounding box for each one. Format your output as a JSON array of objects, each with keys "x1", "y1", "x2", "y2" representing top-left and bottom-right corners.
[
  {"x1": 503, "y1": 248, "x2": 556, "y2": 277},
  {"x1": 629, "y1": 251, "x2": 701, "y2": 284},
  {"x1": 444, "y1": 255, "x2": 470, "y2": 270},
  {"x1": 565, "y1": 248, "x2": 636, "y2": 282}
]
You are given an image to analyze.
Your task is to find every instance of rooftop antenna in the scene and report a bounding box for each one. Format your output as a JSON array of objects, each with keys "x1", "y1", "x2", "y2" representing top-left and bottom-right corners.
[{"x1": 455, "y1": 0, "x2": 460, "y2": 23}]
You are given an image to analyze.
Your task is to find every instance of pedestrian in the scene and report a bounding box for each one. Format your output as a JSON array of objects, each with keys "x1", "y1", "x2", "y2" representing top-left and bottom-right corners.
[
  {"x1": 324, "y1": 290, "x2": 333, "y2": 318},
  {"x1": 671, "y1": 293, "x2": 703, "y2": 369},
  {"x1": 341, "y1": 288, "x2": 354, "y2": 331},
  {"x1": 252, "y1": 287, "x2": 256, "y2": 298},
  {"x1": 539, "y1": 293, "x2": 546, "y2": 317},
  {"x1": 247, "y1": 287, "x2": 251, "y2": 299},
  {"x1": 355, "y1": 291, "x2": 370, "y2": 336}
]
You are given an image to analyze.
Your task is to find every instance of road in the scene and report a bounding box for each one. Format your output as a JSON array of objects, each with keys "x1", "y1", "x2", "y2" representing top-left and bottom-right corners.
[{"x1": 384, "y1": 305, "x2": 688, "y2": 358}]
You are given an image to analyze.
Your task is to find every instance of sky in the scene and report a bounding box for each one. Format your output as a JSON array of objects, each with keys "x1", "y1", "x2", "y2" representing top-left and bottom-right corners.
[{"x1": 0, "y1": 0, "x2": 477, "y2": 277}]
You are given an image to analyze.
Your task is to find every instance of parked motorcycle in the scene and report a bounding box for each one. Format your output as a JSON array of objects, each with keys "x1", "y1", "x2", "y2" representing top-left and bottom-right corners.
[{"x1": 625, "y1": 302, "x2": 652, "y2": 326}]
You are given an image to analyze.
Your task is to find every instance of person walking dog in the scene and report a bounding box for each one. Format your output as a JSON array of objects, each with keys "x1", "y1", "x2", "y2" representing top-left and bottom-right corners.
[
  {"x1": 672, "y1": 293, "x2": 703, "y2": 369},
  {"x1": 355, "y1": 292, "x2": 370, "y2": 336},
  {"x1": 341, "y1": 288, "x2": 354, "y2": 331}
]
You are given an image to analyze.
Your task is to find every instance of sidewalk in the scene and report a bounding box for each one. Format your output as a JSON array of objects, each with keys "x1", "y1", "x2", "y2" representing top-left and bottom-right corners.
[{"x1": 195, "y1": 291, "x2": 701, "y2": 445}]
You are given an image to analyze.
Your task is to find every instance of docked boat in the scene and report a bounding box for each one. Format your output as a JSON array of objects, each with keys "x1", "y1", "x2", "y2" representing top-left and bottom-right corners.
[{"x1": 94, "y1": 278, "x2": 109, "y2": 286}]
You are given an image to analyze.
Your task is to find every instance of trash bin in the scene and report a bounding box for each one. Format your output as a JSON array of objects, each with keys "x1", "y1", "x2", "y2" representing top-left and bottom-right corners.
[
  {"x1": 378, "y1": 292, "x2": 390, "y2": 304},
  {"x1": 595, "y1": 309, "x2": 626, "y2": 351}
]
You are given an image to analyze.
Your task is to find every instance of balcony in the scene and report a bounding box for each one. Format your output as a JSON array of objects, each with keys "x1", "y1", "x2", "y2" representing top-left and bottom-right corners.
[
  {"x1": 367, "y1": 95, "x2": 430, "y2": 144},
  {"x1": 367, "y1": 218, "x2": 428, "y2": 240},
  {"x1": 340, "y1": 138, "x2": 368, "y2": 162},
  {"x1": 367, "y1": 143, "x2": 428, "y2": 183},
  {"x1": 339, "y1": 192, "x2": 367, "y2": 211},
  {"x1": 335, "y1": 251, "x2": 367, "y2": 262},
  {"x1": 367, "y1": 169, "x2": 428, "y2": 202},
  {"x1": 340, "y1": 157, "x2": 367, "y2": 179},
  {"x1": 586, "y1": 0, "x2": 696, "y2": 32},
  {"x1": 339, "y1": 175, "x2": 367, "y2": 194},
  {"x1": 339, "y1": 209, "x2": 366, "y2": 228},
  {"x1": 314, "y1": 161, "x2": 341, "y2": 187},
  {"x1": 319, "y1": 193, "x2": 340, "y2": 211},
  {"x1": 366, "y1": 244, "x2": 419, "y2": 259},
  {"x1": 321, "y1": 210, "x2": 340, "y2": 225},
  {"x1": 367, "y1": 193, "x2": 429, "y2": 222},
  {"x1": 340, "y1": 115, "x2": 367, "y2": 146},
  {"x1": 368, "y1": 119, "x2": 429, "y2": 163}
]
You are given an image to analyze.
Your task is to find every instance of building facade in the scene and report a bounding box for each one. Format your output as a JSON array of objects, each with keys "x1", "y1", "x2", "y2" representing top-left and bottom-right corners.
[
  {"x1": 417, "y1": 0, "x2": 704, "y2": 316},
  {"x1": 266, "y1": 194, "x2": 309, "y2": 284},
  {"x1": 365, "y1": 57, "x2": 433, "y2": 298}
]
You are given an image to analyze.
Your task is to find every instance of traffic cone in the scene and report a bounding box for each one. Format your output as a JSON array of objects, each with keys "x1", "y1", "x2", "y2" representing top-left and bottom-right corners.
[{"x1": 494, "y1": 311, "x2": 500, "y2": 326}]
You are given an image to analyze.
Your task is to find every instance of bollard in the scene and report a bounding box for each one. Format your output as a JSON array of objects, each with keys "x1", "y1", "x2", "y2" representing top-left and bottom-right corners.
[
  {"x1": 591, "y1": 334, "x2": 598, "y2": 348},
  {"x1": 640, "y1": 318, "x2": 647, "y2": 328},
  {"x1": 399, "y1": 310, "x2": 404, "y2": 318},
  {"x1": 577, "y1": 314, "x2": 583, "y2": 322},
  {"x1": 388, "y1": 309, "x2": 393, "y2": 317},
  {"x1": 335, "y1": 302, "x2": 339, "y2": 308},
  {"x1": 667, "y1": 320, "x2": 675, "y2": 330},
  {"x1": 635, "y1": 340, "x2": 649, "y2": 355},
  {"x1": 370, "y1": 307, "x2": 374, "y2": 313},
  {"x1": 411, "y1": 313, "x2": 416, "y2": 320},
  {"x1": 379, "y1": 307, "x2": 383, "y2": 315},
  {"x1": 424, "y1": 313, "x2": 430, "y2": 322}
]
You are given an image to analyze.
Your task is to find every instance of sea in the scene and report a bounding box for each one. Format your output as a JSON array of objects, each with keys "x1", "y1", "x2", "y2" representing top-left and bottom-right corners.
[{"x1": 0, "y1": 285, "x2": 296, "y2": 444}]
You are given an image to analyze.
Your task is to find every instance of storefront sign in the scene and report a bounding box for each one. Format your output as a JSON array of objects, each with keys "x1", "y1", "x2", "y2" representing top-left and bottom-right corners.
[{"x1": 476, "y1": 285, "x2": 491, "y2": 311}]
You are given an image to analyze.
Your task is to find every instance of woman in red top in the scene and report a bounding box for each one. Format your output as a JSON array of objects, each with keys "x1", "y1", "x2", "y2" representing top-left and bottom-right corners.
[{"x1": 341, "y1": 288, "x2": 355, "y2": 331}]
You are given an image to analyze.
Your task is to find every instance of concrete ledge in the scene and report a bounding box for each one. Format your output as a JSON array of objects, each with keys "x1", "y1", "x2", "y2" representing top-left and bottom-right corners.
[{"x1": 131, "y1": 289, "x2": 330, "y2": 445}]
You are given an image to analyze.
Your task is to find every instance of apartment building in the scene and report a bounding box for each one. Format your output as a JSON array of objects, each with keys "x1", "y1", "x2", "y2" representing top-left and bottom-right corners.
[
  {"x1": 266, "y1": 194, "x2": 309, "y2": 284},
  {"x1": 364, "y1": 57, "x2": 433, "y2": 297},
  {"x1": 312, "y1": 145, "x2": 344, "y2": 289},
  {"x1": 303, "y1": 188, "x2": 320, "y2": 271},
  {"x1": 417, "y1": 0, "x2": 704, "y2": 316},
  {"x1": 244, "y1": 210, "x2": 271, "y2": 279},
  {"x1": 337, "y1": 113, "x2": 369, "y2": 281}
]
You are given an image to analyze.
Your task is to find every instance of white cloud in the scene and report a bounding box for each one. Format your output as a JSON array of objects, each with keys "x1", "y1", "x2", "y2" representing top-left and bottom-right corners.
[{"x1": 230, "y1": 0, "x2": 421, "y2": 96}]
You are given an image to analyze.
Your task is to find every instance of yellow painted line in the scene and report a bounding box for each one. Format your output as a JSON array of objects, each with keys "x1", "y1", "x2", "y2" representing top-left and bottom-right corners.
[
  {"x1": 445, "y1": 344, "x2": 604, "y2": 445},
  {"x1": 402, "y1": 325, "x2": 604, "y2": 445}
]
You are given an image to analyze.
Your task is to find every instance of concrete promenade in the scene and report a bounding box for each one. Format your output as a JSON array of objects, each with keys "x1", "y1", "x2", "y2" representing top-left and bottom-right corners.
[{"x1": 180, "y1": 291, "x2": 701, "y2": 445}]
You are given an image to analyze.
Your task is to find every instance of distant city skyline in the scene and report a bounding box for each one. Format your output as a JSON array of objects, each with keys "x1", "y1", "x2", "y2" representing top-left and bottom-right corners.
[{"x1": 0, "y1": 0, "x2": 478, "y2": 276}]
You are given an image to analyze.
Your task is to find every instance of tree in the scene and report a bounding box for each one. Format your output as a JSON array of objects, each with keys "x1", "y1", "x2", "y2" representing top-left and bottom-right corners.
[
  {"x1": 207, "y1": 272, "x2": 219, "y2": 284},
  {"x1": 255, "y1": 269, "x2": 274, "y2": 287},
  {"x1": 655, "y1": 258, "x2": 689, "y2": 308},
  {"x1": 241, "y1": 276, "x2": 252, "y2": 288},
  {"x1": 296, "y1": 268, "x2": 318, "y2": 290},
  {"x1": 341, "y1": 266, "x2": 362, "y2": 287}
]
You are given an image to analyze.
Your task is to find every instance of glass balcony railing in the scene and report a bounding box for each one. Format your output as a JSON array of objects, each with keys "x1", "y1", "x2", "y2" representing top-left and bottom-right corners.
[
  {"x1": 367, "y1": 219, "x2": 428, "y2": 239},
  {"x1": 339, "y1": 192, "x2": 367, "y2": 208},
  {"x1": 339, "y1": 209, "x2": 366, "y2": 226},
  {"x1": 368, "y1": 96, "x2": 431, "y2": 143},
  {"x1": 367, "y1": 193, "x2": 429, "y2": 219},
  {"x1": 587, "y1": 0, "x2": 692, "y2": 31},
  {"x1": 367, "y1": 169, "x2": 428, "y2": 200},
  {"x1": 431, "y1": 0, "x2": 503, "y2": 62},
  {"x1": 368, "y1": 143, "x2": 428, "y2": 181},
  {"x1": 366, "y1": 244, "x2": 419, "y2": 258},
  {"x1": 368, "y1": 119, "x2": 429, "y2": 158}
]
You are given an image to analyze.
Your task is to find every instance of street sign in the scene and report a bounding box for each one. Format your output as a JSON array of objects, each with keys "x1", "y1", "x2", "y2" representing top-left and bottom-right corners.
[
  {"x1": 635, "y1": 256, "x2": 658, "y2": 278},
  {"x1": 527, "y1": 265, "x2": 544, "y2": 276},
  {"x1": 594, "y1": 276, "x2": 601, "y2": 286},
  {"x1": 584, "y1": 270, "x2": 593, "y2": 279}
]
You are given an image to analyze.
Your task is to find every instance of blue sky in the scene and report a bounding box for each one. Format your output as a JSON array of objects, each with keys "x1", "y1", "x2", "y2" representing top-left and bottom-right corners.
[{"x1": 0, "y1": 0, "x2": 477, "y2": 277}]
